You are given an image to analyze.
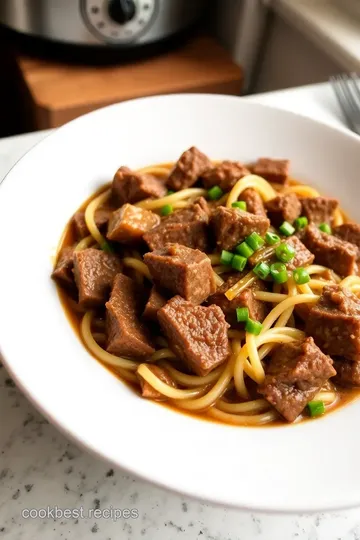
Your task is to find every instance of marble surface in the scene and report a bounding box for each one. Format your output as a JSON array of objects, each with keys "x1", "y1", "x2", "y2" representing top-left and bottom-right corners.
[{"x1": 1, "y1": 83, "x2": 360, "y2": 540}]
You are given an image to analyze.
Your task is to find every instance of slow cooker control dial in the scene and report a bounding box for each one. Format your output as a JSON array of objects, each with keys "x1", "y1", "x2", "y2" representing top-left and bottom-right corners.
[{"x1": 108, "y1": 0, "x2": 136, "y2": 25}]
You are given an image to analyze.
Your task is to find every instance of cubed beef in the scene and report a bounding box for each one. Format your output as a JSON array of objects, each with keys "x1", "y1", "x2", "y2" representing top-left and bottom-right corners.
[
  {"x1": 210, "y1": 206, "x2": 270, "y2": 251},
  {"x1": 239, "y1": 188, "x2": 267, "y2": 217},
  {"x1": 265, "y1": 193, "x2": 301, "y2": 227},
  {"x1": 158, "y1": 296, "x2": 230, "y2": 376},
  {"x1": 333, "y1": 359, "x2": 360, "y2": 387},
  {"x1": 144, "y1": 244, "x2": 216, "y2": 305},
  {"x1": 73, "y1": 205, "x2": 112, "y2": 240},
  {"x1": 207, "y1": 273, "x2": 268, "y2": 324},
  {"x1": 259, "y1": 337, "x2": 336, "y2": 422},
  {"x1": 51, "y1": 246, "x2": 75, "y2": 289},
  {"x1": 306, "y1": 285, "x2": 360, "y2": 361},
  {"x1": 144, "y1": 201, "x2": 209, "y2": 251},
  {"x1": 167, "y1": 147, "x2": 211, "y2": 191},
  {"x1": 107, "y1": 204, "x2": 160, "y2": 244},
  {"x1": 284, "y1": 236, "x2": 315, "y2": 271},
  {"x1": 301, "y1": 197, "x2": 338, "y2": 225},
  {"x1": 302, "y1": 224, "x2": 358, "y2": 276},
  {"x1": 334, "y1": 223, "x2": 360, "y2": 254},
  {"x1": 106, "y1": 273, "x2": 154, "y2": 357},
  {"x1": 137, "y1": 364, "x2": 176, "y2": 400},
  {"x1": 201, "y1": 161, "x2": 250, "y2": 191},
  {"x1": 73, "y1": 248, "x2": 122, "y2": 308},
  {"x1": 251, "y1": 158, "x2": 289, "y2": 185},
  {"x1": 112, "y1": 166, "x2": 166, "y2": 206},
  {"x1": 143, "y1": 286, "x2": 167, "y2": 322}
]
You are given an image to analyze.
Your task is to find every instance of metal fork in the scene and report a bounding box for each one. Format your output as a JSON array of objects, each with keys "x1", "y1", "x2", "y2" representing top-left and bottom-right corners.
[{"x1": 330, "y1": 73, "x2": 360, "y2": 134}]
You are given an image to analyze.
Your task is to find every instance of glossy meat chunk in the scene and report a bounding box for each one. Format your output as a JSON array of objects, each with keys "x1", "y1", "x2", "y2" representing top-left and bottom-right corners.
[
  {"x1": 239, "y1": 188, "x2": 267, "y2": 217},
  {"x1": 265, "y1": 193, "x2": 301, "y2": 227},
  {"x1": 137, "y1": 364, "x2": 176, "y2": 400},
  {"x1": 51, "y1": 246, "x2": 75, "y2": 289},
  {"x1": 251, "y1": 158, "x2": 289, "y2": 185},
  {"x1": 210, "y1": 206, "x2": 269, "y2": 251},
  {"x1": 112, "y1": 166, "x2": 166, "y2": 206},
  {"x1": 333, "y1": 359, "x2": 360, "y2": 387},
  {"x1": 142, "y1": 286, "x2": 167, "y2": 322},
  {"x1": 167, "y1": 147, "x2": 211, "y2": 191},
  {"x1": 301, "y1": 197, "x2": 338, "y2": 225},
  {"x1": 334, "y1": 222, "x2": 360, "y2": 254},
  {"x1": 201, "y1": 161, "x2": 250, "y2": 191},
  {"x1": 284, "y1": 236, "x2": 315, "y2": 271},
  {"x1": 107, "y1": 204, "x2": 160, "y2": 243},
  {"x1": 73, "y1": 205, "x2": 113, "y2": 240}
]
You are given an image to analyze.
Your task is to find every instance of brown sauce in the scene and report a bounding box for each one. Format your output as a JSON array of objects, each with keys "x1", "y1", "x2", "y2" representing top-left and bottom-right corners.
[{"x1": 54, "y1": 178, "x2": 360, "y2": 427}]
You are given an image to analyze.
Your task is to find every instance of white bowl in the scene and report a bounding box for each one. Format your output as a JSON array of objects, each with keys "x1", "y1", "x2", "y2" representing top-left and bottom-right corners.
[{"x1": 0, "y1": 94, "x2": 360, "y2": 514}]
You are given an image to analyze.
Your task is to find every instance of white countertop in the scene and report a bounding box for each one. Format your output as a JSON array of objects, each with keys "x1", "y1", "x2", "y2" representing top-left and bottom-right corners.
[{"x1": 0, "y1": 83, "x2": 359, "y2": 540}]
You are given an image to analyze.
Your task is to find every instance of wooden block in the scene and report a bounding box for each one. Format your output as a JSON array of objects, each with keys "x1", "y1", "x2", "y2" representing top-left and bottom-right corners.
[{"x1": 15, "y1": 36, "x2": 243, "y2": 129}]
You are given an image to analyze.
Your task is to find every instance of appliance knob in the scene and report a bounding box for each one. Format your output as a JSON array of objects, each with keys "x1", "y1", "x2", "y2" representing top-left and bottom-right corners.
[{"x1": 108, "y1": 0, "x2": 136, "y2": 24}]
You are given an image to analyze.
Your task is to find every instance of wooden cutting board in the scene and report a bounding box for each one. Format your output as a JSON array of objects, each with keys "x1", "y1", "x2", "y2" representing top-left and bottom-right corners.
[{"x1": 15, "y1": 36, "x2": 243, "y2": 129}]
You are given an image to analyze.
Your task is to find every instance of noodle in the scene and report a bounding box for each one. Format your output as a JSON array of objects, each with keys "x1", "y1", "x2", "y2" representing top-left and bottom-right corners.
[
  {"x1": 123, "y1": 257, "x2": 152, "y2": 280},
  {"x1": 84, "y1": 189, "x2": 111, "y2": 246},
  {"x1": 208, "y1": 407, "x2": 278, "y2": 426},
  {"x1": 135, "y1": 188, "x2": 207, "y2": 210},
  {"x1": 226, "y1": 175, "x2": 277, "y2": 206},
  {"x1": 136, "y1": 364, "x2": 209, "y2": 400}
]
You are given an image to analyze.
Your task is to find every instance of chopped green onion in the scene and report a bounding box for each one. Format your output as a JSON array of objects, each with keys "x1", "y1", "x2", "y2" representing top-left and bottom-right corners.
[
  {"x1": 235, "y1": 241, "x2": 254, "y2": 258},
  {"x1": 246, "y1": 232, "x2": 265, "y2": 251},
  {"x1": 220, "y1": 250, "x2": 234, "y2": 266},
  {"x1": 101, "y1": 241, "x2": 114, "y2": 253},
  {"x1": 279, "y1": 221, "x2": 295, "y2": 236},
  {"x1": 307, "y1": 400, "x2": 325, "y2": 417},
  {"x1": 166, "y1": 189, "x2": 175, "y2": 195},
  {"x1": 236, "y1": 307, "x2": 249, "y2": 322},
  {"x1": 294, "y1": 216, "x2": 308, "y2": 230},
  {"x1": 319, "y1": 223, "x2": 332, "y2": 234},
  {"x1": 265, "y1": 231, "x2": 280, "y2": 245},
  {"x1": 275, "y1": 242, "x2": 296, "y2": 263},
  {"x1": 253, "y1": 262, "x2": 270, "y2": 280},
  {"x1": 245, "y1": 318, "x2": 263, "y2": 336},
  {"x1": 231, "y1": 254, "x2": 247, "y2": 272},
  {"x1": 232, "y1": 201, "x2": 247, "y2": 211},
  {"x1": 207, "y1": 185, "x2": 223, "y2": 200},
  {"x1": 293, "y1": 267, "x2": 310, "y2": 285},
  {"x1": 161, "y1": 204, "x2": 173, "y2": 216},
  {"x1": 270, "y1": 262, "x2": 288, "y2": 284}
]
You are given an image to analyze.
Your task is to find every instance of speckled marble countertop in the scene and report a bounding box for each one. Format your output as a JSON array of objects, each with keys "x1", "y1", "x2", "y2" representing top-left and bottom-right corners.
[{"x1": 1, "y1": 83, "x2": 360, "y2": 540}]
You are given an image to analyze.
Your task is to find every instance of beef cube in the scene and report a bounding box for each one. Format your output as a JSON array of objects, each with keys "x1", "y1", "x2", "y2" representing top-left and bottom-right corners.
[
  {"x1": 137, "y1": 364, "x2": 176, "y2": 400},
  {"x1": 112, "y1": 166, "x2": 166, "y2": 206},
  {"x1": 143, "y1": 286, "x2": 167, "y2": 322},
  {"x1": 73, "y1": 248, "x2": 122, "y2": 308},
  {"x1": 158, "y1": 296, "x2": 230, "y2": 376},
  {"x1": 334, "y1": 223, "x2": 360, "y2": 254},
  {"x1": 265, "y1": 193, "x2": 301, "y2": 227},
  {"x1": 201, "y1": 161, "x2": 250, "y2": 191},
  {"x1": 239, "y1": 188, "x2": 267, "y2": 217},
  {"x1": 144, "y1": 201, "x2": 209, "y2": 251},
  {"x1": 333, "y1": 359, "x2": 360, "y2": 387},
  {"x1": 107, "y1": 204, "x2": 160, "y2": 244},
  {"x1": 302, "y1": 224, "x2": 358, "y2": 276},
  {"x1": 306, "y1": 285, "x2": 360, "y2": 361},
  {"x1": 301, "y1": 197, "x2": 338, "y2": 225},
  {"x1": 106, "y1": 273, "x2": 154, "y2": 357},
  {"x1": 284, "y1": 236, "x2": 315, "y2": 271},
  {"x1": 51, "y1": 246, "x2": 75, "y2": 289},
  {"x1": 259, "y1": 337, "x2": 336, "y2": 422},
  {"x1": 207, "y1": 273, "x2": 268, "y2": 325},
  {"x1": 167, "y1": 147, "x2": 211, "y2": 191},
  {"x1": 144, "y1": 244, "x2": 216, "y2": 305},
  {"x1": 73, "y1": 206, "x2": 112, "y2": 240},
  {"x1": 210, "y1": 206, "x2": 270, "y2": 251},
  {"x1": 251, "y1": 158, "x2": 289, "y2": 185}
]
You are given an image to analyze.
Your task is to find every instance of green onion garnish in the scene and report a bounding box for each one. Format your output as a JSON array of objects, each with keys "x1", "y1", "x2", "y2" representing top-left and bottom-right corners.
[
  {"x1": 293, "y1": 267, "x2": 310, "y2": 285},
  {"x1": 235, "y1": 241, "x2": 254, "y2": 258},
  {"x1": 275, "y1": 242, "x2": 296, "y2": 263},
  {"x1": 253, "y1": 262, "x2": 270, "y2": 280},
  {"x1": 319, "y1": 223, "x2": 332, "y2": 234},
  {"x1": 294, "y1": 216, "x2": 308, "y2": 230},
  {"x1": 265, "y1": 231, "x2": 280, "y2": 245},
  {"x1": 279, "y1": 221, "x2": 295, "y2": 236},
  {"x1": 307, "y1": 400, "x2": 325, "y2": 417},
  {"x1": 231, "y1": 254, "x2": 247, "y2": 272},
  {"x1": 167, "y1": 190, "x2": 175, "y2": 195},
  {"x1": 270, "y1": 262, "x2": 288, "y2": 284},
  {"x1": 246, "y1": 232, "x2": 265, "y2": 251},
  {"x1": 245, "y1": 318, "x2": 263, "y2": 335},
  {"x1": 220, "y1": 250, "x2": 234, "y2": 266},
  {"x1": 161, "y1": 204, "x2": 173, "y2": 216},
  {"x1": 236, "y1": 307, "x2": 249, "y2": 322},
  {"x1": 207, "y1": 185, "x2": 223, "y2": 201},
  {"x1": 232, "y1": 201, "x2": 247, "y2": 211},
  {"x1": 101, "y1": 241, "x2": 114, "y2": 253}
]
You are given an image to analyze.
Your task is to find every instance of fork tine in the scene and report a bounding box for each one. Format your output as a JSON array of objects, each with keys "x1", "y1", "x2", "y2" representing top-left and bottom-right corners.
[
  {"x1": 349, "y1": 72, "x2": 360, "y2": 103},
  {"x1": 336, "y1": 74, "x2": 359, "y2": 116},
  {"x1": 330, "y1": 75, "x2": 356, "y2": 131}
]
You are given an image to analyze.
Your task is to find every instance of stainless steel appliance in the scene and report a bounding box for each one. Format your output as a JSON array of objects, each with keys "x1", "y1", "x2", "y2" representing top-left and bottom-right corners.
[{"x1": 0, "y1": 0, "x2": 206, "y2": 55}]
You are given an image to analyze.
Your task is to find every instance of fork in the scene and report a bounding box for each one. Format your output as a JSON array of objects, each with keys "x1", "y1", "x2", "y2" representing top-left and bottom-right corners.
[{"x1": 330, "y1": 73, "x2": 360, "y2": 135}]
